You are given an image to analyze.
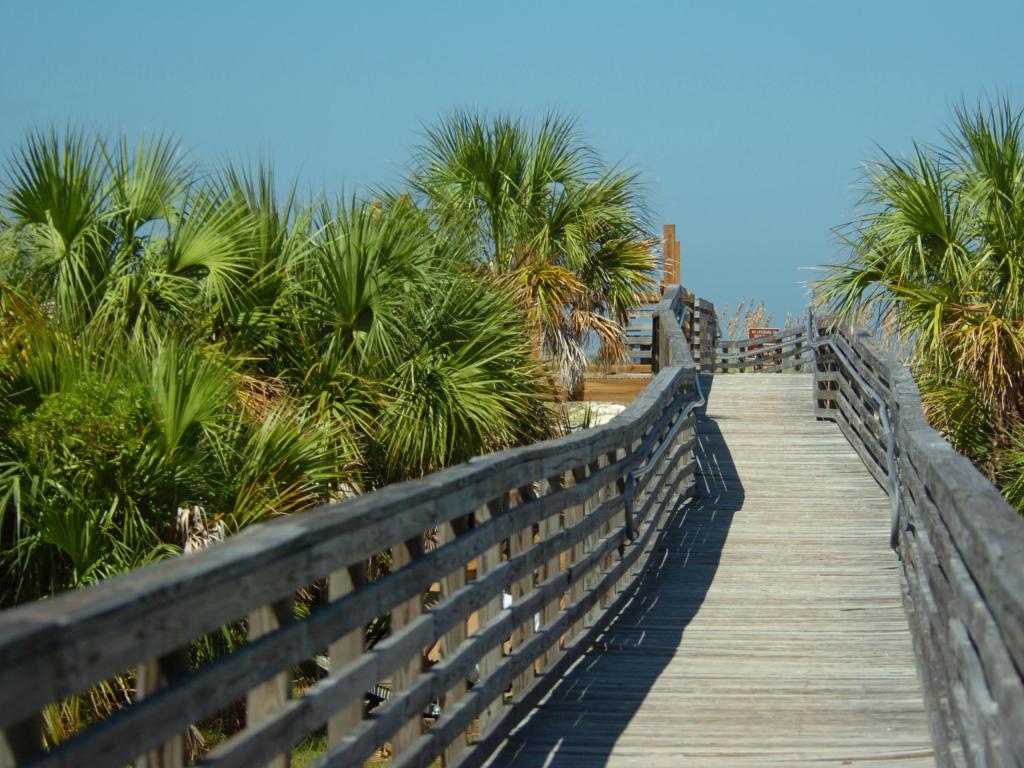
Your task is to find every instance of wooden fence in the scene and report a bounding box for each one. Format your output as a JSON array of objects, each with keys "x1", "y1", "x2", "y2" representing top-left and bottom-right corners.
[
  {"x1": 651, "y1": 291, "x2": 717, "y2": 374},
  {"x1": 0, "y1": 288, "x2": 709, "y2": 768},
  {"x1": 712, "y1": 326, "x2": 808, "y2": 373}
]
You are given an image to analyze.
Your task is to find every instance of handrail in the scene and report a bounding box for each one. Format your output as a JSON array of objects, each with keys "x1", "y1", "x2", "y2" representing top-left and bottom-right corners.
[
  {"x1": 716, "y1": 337, "x2": 801, "y2": 359},
  {"x1": 804, "y1": 312, "x2": 900, "y2": 549},
  {"x1": 624, "y1": 369, "x2": 706, "y2": 540},
  {"x1": 0, "y1": 284, "x2": 714, "y2": 768}
]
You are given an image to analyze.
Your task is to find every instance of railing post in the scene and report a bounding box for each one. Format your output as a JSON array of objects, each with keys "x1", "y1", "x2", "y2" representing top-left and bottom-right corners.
[
  {"x1": 510, "y1": 484, "x2": 539, "y2": 697},
  {"x1": 565, "y1": 466, "x2": 588, "y2": 648},
  {"x1": 651, "y1": 312, "x2": 661, "y2": 373},
  {"x1": 390, "y1": 536, "x2": 425, "y2": 756},
  {"x1": 246, "y1": 600, "x2": 293, "y2": 768},
  {"x1": 540, "y1": 474, "x2": 564, "y2": 673},
  {"x1": 581, "y1": 457, "x2": 604, "y2": 630},
  {"x1": 600, "y1": 450, "x2": 620, "y2": 610},
  {"x1": 472, "y1": 498, "x2": 506, "y2": 742},
  {"x1": 328, "y1": 563, "x2": 367, "y2": 748},
  {"x1": 438, "y1": 516, "x2": 471, "y2": 766},
  {"x1": 136, "y1": 649, "x2": 190, "y2": 768}
]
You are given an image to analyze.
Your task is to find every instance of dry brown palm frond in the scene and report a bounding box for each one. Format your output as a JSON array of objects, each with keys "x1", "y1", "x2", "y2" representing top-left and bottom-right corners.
[
  {"x1": 941, "y1": 306, "x2": 1024, "y2": 434},
  {"x1": 176, "y1": 504, "x2": 226, "y2": 553},
  {"x1": 236, "y1": 373, "x2": 288, "y2": 420}
]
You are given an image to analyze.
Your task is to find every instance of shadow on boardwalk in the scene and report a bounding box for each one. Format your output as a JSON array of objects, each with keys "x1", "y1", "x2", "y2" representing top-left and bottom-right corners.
[{"x1": 485, "y1": 375, "x2": 744, "y2": 767}]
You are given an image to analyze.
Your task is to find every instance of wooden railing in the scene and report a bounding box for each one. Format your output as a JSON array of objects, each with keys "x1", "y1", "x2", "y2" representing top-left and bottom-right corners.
[
  {"x1": 712, "y1": 326, "x2": 809, "y2": 373},
  {"x1": 0, "y1": 285, "x2": 711, "y2": 768},
  {"x1": 688, "y1": 297, "x2": 718, "y2": 372},
  {"x1": 651, "y1": 290, "x2": 718, "y2": 374},
  {"x1": 810, "y1": 323, "x2": 1024, "y2": 768}
]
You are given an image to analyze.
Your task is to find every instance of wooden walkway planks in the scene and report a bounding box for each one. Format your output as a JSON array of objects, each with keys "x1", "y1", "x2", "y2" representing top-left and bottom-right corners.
[{"x1": 484, "y1": 374, "x2": 934, "y2": 767}]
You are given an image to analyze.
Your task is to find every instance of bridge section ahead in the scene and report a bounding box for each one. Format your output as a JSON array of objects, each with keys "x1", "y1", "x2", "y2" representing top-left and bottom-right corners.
[{"x1": 485, "y1": 374, "x2": 934, "y2": 767}]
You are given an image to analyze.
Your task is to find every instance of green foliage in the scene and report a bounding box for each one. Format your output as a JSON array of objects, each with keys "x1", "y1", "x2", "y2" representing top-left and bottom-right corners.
[
  {"x1": 0, "y1": 120, "x2": 606, "y2": 750},
  {"x1": 0, "y1": 126, "x2": 560, "y2": 610},
  {"x1": 819, "y1": 97, "x2": 1024, "y2": 511},
  {"x1": 375, "y1": 273, "x2": 552, "y2": 481},
  {"x1": 409, "y1": 111, "x2": 657, "y2": 396},
  {"x1": 1000, "y1": 426, "x2": 1024, "y2": 510}
]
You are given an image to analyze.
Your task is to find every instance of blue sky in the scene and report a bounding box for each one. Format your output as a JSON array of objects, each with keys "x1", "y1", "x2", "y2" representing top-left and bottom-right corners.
[{"x1": 2, "y1": 1, "x2": 1022, "y2": 319}]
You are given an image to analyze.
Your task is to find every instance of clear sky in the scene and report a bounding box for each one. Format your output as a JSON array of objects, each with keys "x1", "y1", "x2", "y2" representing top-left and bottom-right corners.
[{"x1": 2, "y1": 1, "x2": 1022, "y2": 320}]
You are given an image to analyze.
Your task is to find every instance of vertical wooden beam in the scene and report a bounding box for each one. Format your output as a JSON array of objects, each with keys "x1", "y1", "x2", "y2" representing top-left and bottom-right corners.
[
  {"x1": 247, "y1": 600, "x2": 293, "y2": 768},
  {"x1": 510, "y1": 484, "x2": 539, "y2": 696},
  {"x1": 137, "y1": 650, "x2": 189, "y2": 768},
  {"x1": 328, "y1": 563, "x2": 367, "y2": 748},
  {"x1": 541, "y1": 474, "x2": 564, "y2": 672},
  {"x1": 390, "y1": 536, "x2": 425, "y2": 756},
  {"x1": 600, "y1": 451, "x2": 619, "y2": 610},
  {"x1": 439, "y1": 516, "x2": 470, "y2": 767},
  {"x1": 672, "y1": 239, "x2": 681, "y2": 286},
  {"x1": 565, "y1": 467, "x2": 587, "y2": 647},
  {"x1": 584, "y1": 456, "x2": 608, "y2": 627},
  {"x1": 662, "y1": 224, "x2": 676, "y2": 289},
  {"x1": 473, "y1": 498, "x2": 507, "y2": 742}
]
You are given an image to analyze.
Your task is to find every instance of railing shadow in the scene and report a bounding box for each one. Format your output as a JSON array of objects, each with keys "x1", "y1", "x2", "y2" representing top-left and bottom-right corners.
[{"x1": 485, "y1": 374, "x2": 744, "y2": 767}]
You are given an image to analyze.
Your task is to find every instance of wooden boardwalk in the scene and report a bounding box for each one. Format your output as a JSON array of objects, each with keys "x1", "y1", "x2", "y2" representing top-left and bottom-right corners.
[{"x1": 485, "y1": 374, "x2": 934, "y2": 767}]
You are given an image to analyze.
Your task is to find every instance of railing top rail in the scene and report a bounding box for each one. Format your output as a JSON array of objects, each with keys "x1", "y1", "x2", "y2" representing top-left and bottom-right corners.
[{"x1": 806, "y1": 314, "x2": 899, "y2": 546}]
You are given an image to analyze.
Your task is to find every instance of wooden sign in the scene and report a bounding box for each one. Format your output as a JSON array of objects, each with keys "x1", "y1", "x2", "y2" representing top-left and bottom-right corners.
[{"x1": 748, "y1": 327, "x2": 780, "y2": 340}]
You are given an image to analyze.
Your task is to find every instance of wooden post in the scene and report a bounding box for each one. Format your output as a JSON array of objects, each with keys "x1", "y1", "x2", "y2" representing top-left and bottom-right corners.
[
  {"x1": 439, "y1": 516, "x2": 470, "y2": 766},
  {"x1": 585, "y1": 456, "x2": 609, "y2": 626},
  {"x1": 600, "y1": 451, "x2": 619, "y2": 610},
  {"x1": 390, "y1": 537, "x2": 425, "y2": 756},
  {"x1": 541, "y1": 475, "x2": 564, "y2": 672},
  {"x1": 472, "y1": 498, "x2": 506, "y2": 742},
  {"x1": 510, "y1": 484, "x2": 539, "y2": 696},
  {"x1": 673, "y1": 239, "x2": 681, "y2": 286},
  {"x1": 564, "y1": 467, "x2": 587, "y2": 648},
  {"x1": 247, "y1": 600, "x2": 293, "y2": 768},
  {"x1": 662, "y1": 224, "x2": 678, "y2": 288},
  {"x1": 136, "y1": 650, "x2": 190, "y2": 768},
  {"x1": 328, "y1": 563, "x2": 367, "y2": 747}
]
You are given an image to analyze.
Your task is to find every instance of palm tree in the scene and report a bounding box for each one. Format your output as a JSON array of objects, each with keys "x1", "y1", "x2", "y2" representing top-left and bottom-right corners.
[
  {"x1": 284, "y1": 196, "x2": 554, "y2": 485},
  {"x1": 408, "y1": 111, "x2": 657, "y2": 398},
  {"x1": 0, "y1": 126, "x2": 561, "y2": 753},
  {"x1": 818, "y1": 98, "x2": 1024, "y2": 510},
  {"x1": 0, "y1": 129, "x2": 558, "y2": 606}
]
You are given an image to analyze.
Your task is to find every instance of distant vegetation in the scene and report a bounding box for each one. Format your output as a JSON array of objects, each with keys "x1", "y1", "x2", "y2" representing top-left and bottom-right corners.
[
  {"x1": 819, "y1": 98, "x2": 1024, "y2": 512},
  {"x1": 0, "y1": 113, "x2": 656, "y2": 608},
  {"x1": 718, "y1": 300, "x2": 795, "y2": 340}
]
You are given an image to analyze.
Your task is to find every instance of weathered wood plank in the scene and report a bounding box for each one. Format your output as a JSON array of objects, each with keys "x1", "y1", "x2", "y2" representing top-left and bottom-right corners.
[
  {"x1": 246, "y1": 600, "x2": 293, "y2": 768},
  {"x1": 136, "y1": 651, "x2": 189, "y2": 768},
  {"x1": 327, "y1": 563, "x2": 367, "y2": 748}
]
